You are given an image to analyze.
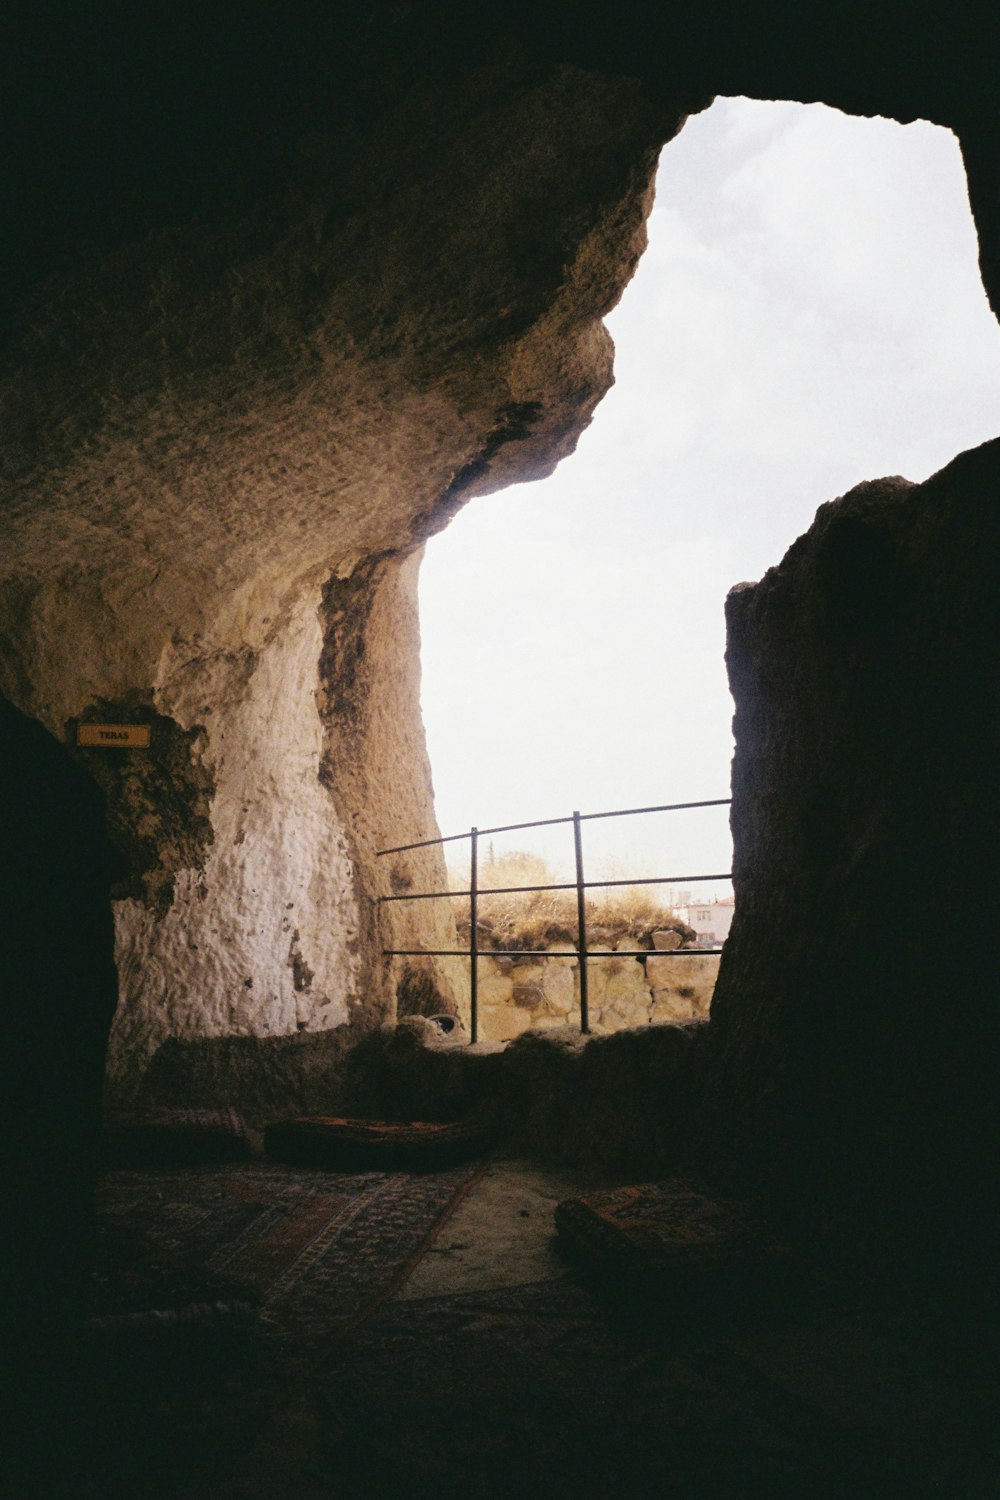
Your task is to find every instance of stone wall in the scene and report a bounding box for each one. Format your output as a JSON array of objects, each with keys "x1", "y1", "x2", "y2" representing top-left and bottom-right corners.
[
  {"x1": 478, "y1": 941, "x2": 720, "y2": 1041},
  {"x1": 1, "y1": 2, "x2": 998, "y2": 1293},
  {"x1": 709, "y1": 442, "x2": 1000, "y2": 1271},
  {"x1": 1, "y1": 29, "x2": 685, "y2": 1103}
]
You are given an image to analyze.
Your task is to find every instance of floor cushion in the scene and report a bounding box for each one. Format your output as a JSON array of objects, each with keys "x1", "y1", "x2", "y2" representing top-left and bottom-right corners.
[
  {"x1": 555, "y1": 1179, "x2": 791, "y2": 1302},
  {"x1": 103, "y1": 1108, "x2": 253, "y2": 1167},
  {"x1": 264, "y1": 1116, "x2": 490, "y2": 1171}
]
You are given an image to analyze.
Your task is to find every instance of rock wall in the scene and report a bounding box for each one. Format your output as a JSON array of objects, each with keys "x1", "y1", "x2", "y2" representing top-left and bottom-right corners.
[
  {"x1": 478, "y1": 944, "x2": 719, "y2": 1041},
  {"x1": 711, "y1": 441, "x2": 1000, "y2": 1271},
  {"x1": 0, "y1": 2, "x2": 998, "y2": 1292},
  {"x1": 1, "y1": 29, "x2": 687, "y2": 1102}
]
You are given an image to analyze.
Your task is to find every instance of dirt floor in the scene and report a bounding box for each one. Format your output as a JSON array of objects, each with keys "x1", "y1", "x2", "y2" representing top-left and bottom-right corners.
[
  {"x1": 15, "y1": 1155, "x2": 996, "y2": 1499},
  {"x1": 395, "y1": 1158, "x2": 607, "y2": 1298}
]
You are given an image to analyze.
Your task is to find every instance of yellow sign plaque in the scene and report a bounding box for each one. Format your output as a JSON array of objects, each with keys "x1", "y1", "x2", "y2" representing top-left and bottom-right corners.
[{"x1": 77, "y1": 723, "x2": 152, "y2": 749}]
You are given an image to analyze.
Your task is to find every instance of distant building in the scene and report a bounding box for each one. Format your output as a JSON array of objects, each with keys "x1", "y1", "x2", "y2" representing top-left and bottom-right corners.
[{"x1": 676, "y1": 898, "x2": 735, "y2": 948}]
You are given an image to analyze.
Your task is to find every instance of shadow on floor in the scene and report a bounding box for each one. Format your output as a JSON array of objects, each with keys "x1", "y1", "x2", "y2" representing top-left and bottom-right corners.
[{"x1": 11, "y1": 1157, "x2": 995, "y2": 1500}]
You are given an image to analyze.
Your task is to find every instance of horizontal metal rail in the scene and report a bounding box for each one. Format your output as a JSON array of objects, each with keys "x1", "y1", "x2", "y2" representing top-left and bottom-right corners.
[
  {"x1": 377, "y1": 797, "x2": 732, "y2": 1043},
  {"x1": 382, "y1": 948, "x2": 724, "y2": 958},
  {"x1": 381, "y1": 872, "x2": 731, "y2": 903},
  {"x1": 375, "y1": 799, "x2": 730, "y2": 856}
]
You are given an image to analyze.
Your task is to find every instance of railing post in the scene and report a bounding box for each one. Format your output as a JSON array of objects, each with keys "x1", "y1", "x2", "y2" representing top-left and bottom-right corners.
[
  {"x1": 573, "y1": 810, "x2": 589, "y2": 1034},
  {"x1": 469, "y1": 826, "x2": 479, "y2": 1044}
]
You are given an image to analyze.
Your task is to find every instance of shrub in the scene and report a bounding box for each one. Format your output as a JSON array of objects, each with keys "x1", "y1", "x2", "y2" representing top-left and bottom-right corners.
[{"x1": 450, "y1": 851, "x2": 695, "y2": 952}]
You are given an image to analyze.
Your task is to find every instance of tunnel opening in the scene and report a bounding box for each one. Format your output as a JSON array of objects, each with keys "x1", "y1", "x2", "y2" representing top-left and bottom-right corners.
[
  {"x1": 3, "y1": 18, "x2": 1000, "y2": 1490},
  {"x1": 417, "y1": 95, "x2": 1000, "y2": 1044}
]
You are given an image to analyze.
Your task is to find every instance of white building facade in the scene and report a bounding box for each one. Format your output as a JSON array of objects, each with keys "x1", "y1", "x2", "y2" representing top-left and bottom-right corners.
[{"x1": 675, "y1": 898, "x2": 735, "y2": 948}]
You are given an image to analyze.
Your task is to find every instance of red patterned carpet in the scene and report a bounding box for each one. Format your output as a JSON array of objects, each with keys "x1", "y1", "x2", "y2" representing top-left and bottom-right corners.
[
  {"x1": 58, "y1": 1159, "x2": 489, "y2": 1500},
  {"x1": 33, "y1": 1160, "x2": 992, "y2": 1500},
  {"x1": 92, "y1": 1159, "x2": 488, "y2": 1351}
]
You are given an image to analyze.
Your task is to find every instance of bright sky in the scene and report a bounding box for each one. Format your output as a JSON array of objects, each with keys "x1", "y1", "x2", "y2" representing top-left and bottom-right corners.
[{"x1": 419, "y1": 97, "x2": 1000, "y2": 892}]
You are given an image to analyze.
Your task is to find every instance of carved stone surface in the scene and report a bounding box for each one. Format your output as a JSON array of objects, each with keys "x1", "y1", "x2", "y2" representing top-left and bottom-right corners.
[
  {"x1": 712, "y1": 443, "x2": 1000, "y2": 1268},
  {"x1": 0, "y1": 7, "x2": 997, "y2": 1293},
  {"x1": 0, "y1": 28, "x2": 681, "y2": 1100}
]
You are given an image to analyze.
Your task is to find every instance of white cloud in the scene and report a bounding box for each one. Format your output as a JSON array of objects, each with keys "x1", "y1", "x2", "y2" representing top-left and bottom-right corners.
[{"x1": 419, "y1": 98, "x2": 1000, "y2": 885}]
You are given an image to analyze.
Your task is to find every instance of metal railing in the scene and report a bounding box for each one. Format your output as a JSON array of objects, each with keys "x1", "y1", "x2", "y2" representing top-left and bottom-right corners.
[{"x1": 377, "y1": 799, "x2": 731, "y2": 1043}]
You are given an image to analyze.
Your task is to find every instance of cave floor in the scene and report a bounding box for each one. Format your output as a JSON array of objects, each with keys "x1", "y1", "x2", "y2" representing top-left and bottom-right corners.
[{"x1": 34, "y1": 1156, "x2": 996, "y2": 1500}]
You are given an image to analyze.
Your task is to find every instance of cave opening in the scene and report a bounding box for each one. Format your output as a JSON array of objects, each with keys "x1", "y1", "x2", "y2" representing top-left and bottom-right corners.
[
  {"x1": 4, "y1": 19, "x2": 1000, "y2": 1489},
  {"x1": 416, "y1": 94, "x2": 1000, "y2": 1045},
  {"x1": 419, "y1": 93, "x2": 1000, "y2": 881}
]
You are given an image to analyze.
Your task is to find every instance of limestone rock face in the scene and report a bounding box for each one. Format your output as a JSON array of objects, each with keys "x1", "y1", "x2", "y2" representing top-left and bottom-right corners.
[
  {"x1": 0, "y1": 31, "x2": 686, "y2": 1102},
  {"x1": 476, "y1": 941, "x2": 719, "y2": 1038},
  {"x1": 0, "y1": 6, "x2": 998, "y2": 1295},
  {"x1": 711, "y1": 442, "x2": 1000, "y2": 1268},
  {"x1": 647, "y1": 954, "x2": 719, "y2": 1013},
  {"x1": 649, "y1": 992, "x2": 698, "y2": 1024}
]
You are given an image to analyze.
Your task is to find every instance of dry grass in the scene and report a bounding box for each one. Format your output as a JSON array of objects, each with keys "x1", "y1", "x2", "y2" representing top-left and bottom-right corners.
[{"x1": 450, "y1": 851, "x2": 694, "y2": 952}]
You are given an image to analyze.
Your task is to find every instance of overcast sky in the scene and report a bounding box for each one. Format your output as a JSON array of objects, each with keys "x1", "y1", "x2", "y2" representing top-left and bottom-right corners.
[{"x1": 418, "y1": 97, "x2": 1000, "y2": 890}]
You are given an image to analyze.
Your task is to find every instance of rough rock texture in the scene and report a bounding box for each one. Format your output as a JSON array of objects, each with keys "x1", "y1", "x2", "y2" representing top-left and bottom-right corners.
[
  {"x1": 712, "y1": 441, "x2": 1000, "y2": 1273},
  {"x1": 130, "y1": 1014, "x2": 712, "y2": 1187},
  {"x1": 1, "y1": 3, "x2": 999, "y2": 1306},
  {"x1": 1, "y1": 24, "x2": 686, "y2": 1103},
  {"x1": 476, "y1": 947, "x2": 719, "y2": 1040}
]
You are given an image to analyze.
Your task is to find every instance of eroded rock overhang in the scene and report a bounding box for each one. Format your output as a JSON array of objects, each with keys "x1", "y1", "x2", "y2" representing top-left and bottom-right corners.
[
  {"x1": 1, "y1": 1, "x2": 997, "y2": 1157},
  {"x1": 0, "y1": 26, "x2": 696, "y2": 1099}
]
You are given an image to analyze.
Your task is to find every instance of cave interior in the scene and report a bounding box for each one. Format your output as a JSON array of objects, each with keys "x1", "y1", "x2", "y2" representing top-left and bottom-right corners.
[{"x1": 1, "y1": 3, "x2": 997, "y2": 1496}]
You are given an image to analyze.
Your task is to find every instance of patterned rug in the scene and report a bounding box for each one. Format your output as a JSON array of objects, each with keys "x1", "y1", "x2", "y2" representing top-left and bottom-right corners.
[
  {"x1": 64, "y1": 1166, "x2": 983, "y2": 1500},
  {"x1": 91, "y1": 1159, "x2": 487, "y2": 1354},
  {"x1": 70, "y1": 1161, "x2": 490, "y2": 1497}
]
